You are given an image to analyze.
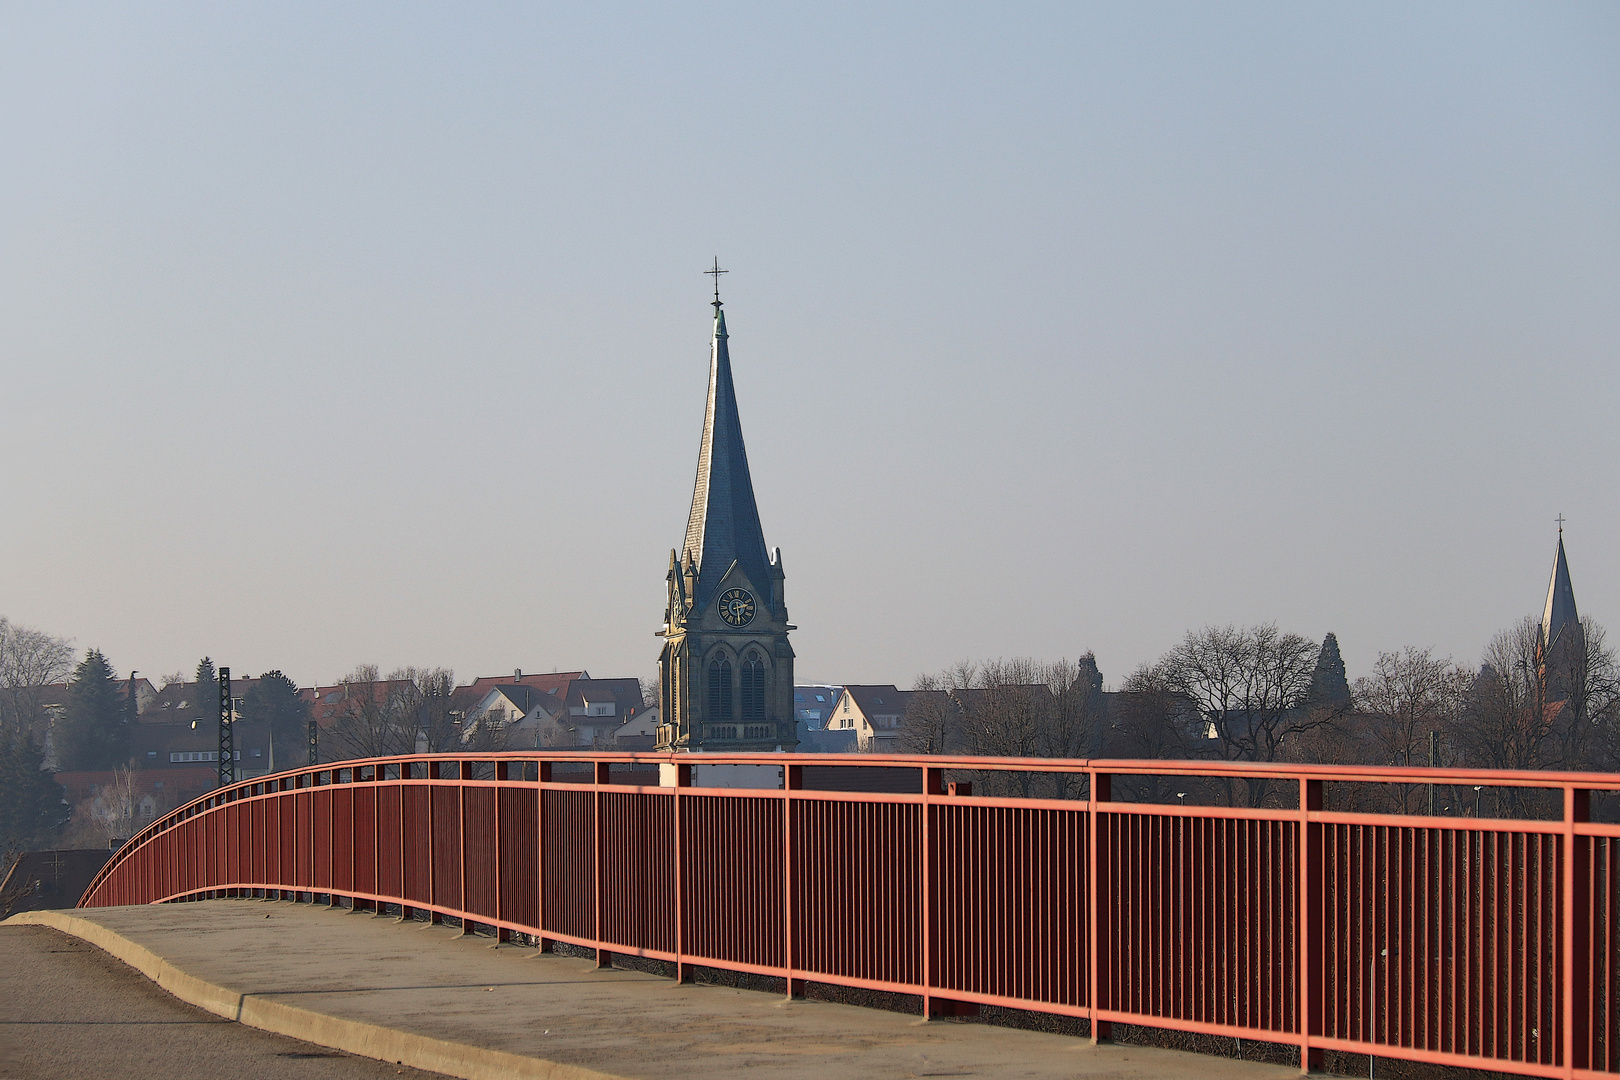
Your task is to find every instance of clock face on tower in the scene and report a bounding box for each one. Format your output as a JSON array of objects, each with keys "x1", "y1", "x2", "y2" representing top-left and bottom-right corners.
[{"x1": 717, "y1": 588, "x2": 756, "y2": 627}]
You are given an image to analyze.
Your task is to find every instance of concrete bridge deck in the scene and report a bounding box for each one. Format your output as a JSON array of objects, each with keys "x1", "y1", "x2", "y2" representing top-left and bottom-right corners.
[{"x1": 5, "y1": 900, "x2": 1297, "y2": 1080}]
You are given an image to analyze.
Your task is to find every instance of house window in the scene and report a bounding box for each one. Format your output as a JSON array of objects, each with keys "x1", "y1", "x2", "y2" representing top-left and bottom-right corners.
[
  {"x1": 740, "y1": 652, "x2": 765, "y2": 722},
  {"x1": 708, "y1": 657, "x2": 733, "y2": 721}
]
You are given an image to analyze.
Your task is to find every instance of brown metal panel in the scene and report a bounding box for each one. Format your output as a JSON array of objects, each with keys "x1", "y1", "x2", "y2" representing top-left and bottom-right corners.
[
  {"x1": 431, "y1": 785, "x2": 462, "y2": 912},
  {"x1": 463, "y1": 786, "x2": 497, "y2": 919},
  {"x1": 599, "y1": 790, "x2": 675, "y2": 954},
  {"x1": 375, "y1": 785, "x2": 401, "y2": 900},
  {"x1": 498, "y1": 786, "x2": 539, "y2": 930}
]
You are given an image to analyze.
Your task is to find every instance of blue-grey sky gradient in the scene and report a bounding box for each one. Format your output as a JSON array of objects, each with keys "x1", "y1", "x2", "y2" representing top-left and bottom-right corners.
[{"x1": 3, "y1": 3, "x2": 1617, "y2": 690}]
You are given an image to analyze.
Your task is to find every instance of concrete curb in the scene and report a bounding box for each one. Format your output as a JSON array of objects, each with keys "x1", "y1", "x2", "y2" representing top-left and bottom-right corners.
[{"x1": 5, "y1": 909, "x2": 626, "y2": 1080}]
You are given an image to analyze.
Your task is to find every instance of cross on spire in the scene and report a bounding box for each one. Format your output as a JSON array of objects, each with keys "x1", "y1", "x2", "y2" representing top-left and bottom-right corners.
[
  {"x1": 1557, "y1": 514, "x2": 1566, "y2": 535},
  {"x1": 705, "y1": 258, "x2": 727, "y2": 308}
]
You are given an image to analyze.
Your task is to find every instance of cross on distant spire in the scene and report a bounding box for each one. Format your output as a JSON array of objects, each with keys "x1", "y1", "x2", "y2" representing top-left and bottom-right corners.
[
  {"x1": 705, "y1": 258, "x2": 727, "y2": 307},
  {"x1": 1557, "y1": 514, "x2": 1566, "y2": 535}
]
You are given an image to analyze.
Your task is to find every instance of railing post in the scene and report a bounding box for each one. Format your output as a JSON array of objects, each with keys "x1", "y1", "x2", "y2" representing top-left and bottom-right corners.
[
  {"x1": 370, "y1": 770, "x2": 381, "y2": 915},
  {"x1": 350, "y1": 769, "x2": 362, "y2": 911},
  {"x1": 459, "y1": 759, "x2": 473, "y2": 935},
  {"x1": 1089, "y1": 769, "x2": 1111, "y2": 1044},
  {"x1": 398, "y1": 762, "x2": 412, "y2": 922},
  {"x1": 594, "y1": 759, "x2": 612, "y2": 969},
  {"x1": 922, "y1": 766, "x2": 943, "y2": 1019},
  {"x1": 537, "y1": 759, "x2": 552, "y2": 953},
  {"x1": 328, "y1": 770, "x2": 339, "y2": 907},
  {"x1": 784, "y1": 763, "x2": 803, "y2": 999},
  {"x1": 428, "y1": 762, "x2": 441, "y2": 924},
  {"x1": 1299, "y1": 777, "x2": 1324, "y2": 1074},
  {"x1": 494, "y1": 760, "x2": 508, "y2": 942},
  {"x1": 673, "y1": 760, "x2": 691, "y2": 982},
  {"x1": 1565, "y1": 785, "x2": 1591, "y2": 1078}
]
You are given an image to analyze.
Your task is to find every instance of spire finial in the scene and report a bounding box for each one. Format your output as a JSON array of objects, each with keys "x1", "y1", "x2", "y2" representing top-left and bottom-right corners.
[
  {"x1": 1556, "y1": 513, "x2": 1566, "y2": 536},
  {"x1": 705, "y1": 257, "x2": 727, "y2": 308}
]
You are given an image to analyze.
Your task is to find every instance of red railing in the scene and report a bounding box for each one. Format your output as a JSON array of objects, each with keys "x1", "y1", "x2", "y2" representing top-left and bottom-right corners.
[{"x1": 80, "y1": 752, "x2": 1620, "y2": 1078}]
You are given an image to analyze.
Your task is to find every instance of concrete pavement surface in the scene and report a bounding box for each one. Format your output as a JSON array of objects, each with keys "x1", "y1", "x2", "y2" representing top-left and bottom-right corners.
[
  {"x1": 0, "y1": 922, "x2": 448, "y2": 1080},
  {"x1": 6, "y1": 900, "x2": 1299, "y2": 1080}
]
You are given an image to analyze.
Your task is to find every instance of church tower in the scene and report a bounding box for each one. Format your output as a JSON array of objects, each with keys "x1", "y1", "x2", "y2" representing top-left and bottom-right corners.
[
  {"x1": 655, "y1": 281, "x2": 796, "y2": 752},
  {"x1": 1537, "y1": 521, "x2": 1584, "y2": 708}
]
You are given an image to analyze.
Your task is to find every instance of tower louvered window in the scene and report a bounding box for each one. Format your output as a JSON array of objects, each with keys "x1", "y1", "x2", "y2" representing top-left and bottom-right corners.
[
  {"x1": 741, "y1": 651, "x2": 766, "y2": 722},
  {"x1": 708, "y1": 657, "x2": 733, "y2": 721}
]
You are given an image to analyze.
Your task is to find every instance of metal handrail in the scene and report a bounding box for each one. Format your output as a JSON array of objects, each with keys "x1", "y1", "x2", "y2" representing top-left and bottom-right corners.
[{"x1": 80, "y1": 752, "x2": 1620, "y2": 1078}]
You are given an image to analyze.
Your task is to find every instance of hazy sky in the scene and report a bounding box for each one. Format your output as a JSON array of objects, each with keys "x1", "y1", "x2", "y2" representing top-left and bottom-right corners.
[{"x1": 3, "y1": 3, "x2": 1617, "y2": 692}]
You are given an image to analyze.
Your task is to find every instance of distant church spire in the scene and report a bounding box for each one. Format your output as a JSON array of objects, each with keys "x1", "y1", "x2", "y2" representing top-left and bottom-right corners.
[
  {"x1": 1541, "y1": 521, "x2": 1579, "y2": 655},
  {"x1": 680, "y1": 285, "x2": 772, "y2": 612},
  {"x1": 657, "y1": 279, "x2": 795, "y2": 753}
]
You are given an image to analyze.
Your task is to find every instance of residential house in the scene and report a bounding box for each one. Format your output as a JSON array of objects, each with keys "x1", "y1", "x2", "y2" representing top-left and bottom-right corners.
[
  {"x1": 55, "y1": 767, "x2": 220, "y2": 838},
  {"x1": 562, "y1": 678, "x2": 646, "y2": 746},
  {"x1": 130, "y1": 678, "x2": 282, "y2": 776},
  {"x1": 461, "y1": 684, "x2": 564, "y2": 749},
  {"x1": 826, "y1": 685, "x2": 911, "y2": 753},
  {"x1": 615, "y1": 705, "x2": 658, "y2": 751},
  {"x1": 793, "y1": 685, "x2": 844, "y2": 731},
  {"x1": 455, "y1": 674, "x2": 647, "y2": 749}
]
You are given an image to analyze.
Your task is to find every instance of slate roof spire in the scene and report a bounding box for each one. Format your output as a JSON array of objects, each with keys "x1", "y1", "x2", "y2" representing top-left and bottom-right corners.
[
  {"x1": 681, "y1": 295, "x2": 772, "y2": 611},
  {"x1": 1542, "y1": 522, "x2": 1579, "y2": 653}
]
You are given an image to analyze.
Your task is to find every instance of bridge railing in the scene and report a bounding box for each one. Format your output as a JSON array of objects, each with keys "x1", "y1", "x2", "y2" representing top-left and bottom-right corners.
[{"x1": 80, "y1": 752, "x2": 1620, "y2": 1078}]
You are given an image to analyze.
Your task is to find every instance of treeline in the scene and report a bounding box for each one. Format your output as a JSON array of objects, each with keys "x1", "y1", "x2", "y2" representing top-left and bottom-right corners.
[
  {"x1": 899, "y1": 617, "x2": 1620, "y2": 812},
  {"x1": 0, "y1": 617, "x2": 314, "y2": 851}
]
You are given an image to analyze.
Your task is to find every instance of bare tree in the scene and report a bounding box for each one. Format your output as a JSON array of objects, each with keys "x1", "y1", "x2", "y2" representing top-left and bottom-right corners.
[
  {"x1": 1350, "y1": 647, "x2": 1472, "y2": 812},
  {"x1": 1106, "y1": 663, "x2": 1201, "y2": 761},
  {"x1": 1460, "y1": 618, "x2": 1553, "y2": 773},
  {"x1": 58, "y1": 767, "x2": 137, "y2": 849},
  {"x1": 1356, "y1": 648, "x2": 1471, "y2": 766},
  {"x1": 394, "y1": 667, "x2": 459, "y2": 753},
  {"x1": 899, "y1": 673, "x2": 958, "y2": 754},
  {"x1": 896, "y1": 658, "x2": 1103, "y2": 798},
  {"x1": 0, "y1": 617, "x2": 75, "y2": 738},
  {"x1": 954, "y1": 658, "x2": 1053, "y2": 765},
  {"x1": 1559, "y1": 616, "x2": 1620, "y2": 766},
  {"x1": 323, "y1": 665, "x2": 416, "y2": 761},
  {"x1": 1157, "y1": 624, "x2": 1324, "y2": 764},
  {"x1": 1151, "y1": 625, "x2": 1326, "y2": 807}
]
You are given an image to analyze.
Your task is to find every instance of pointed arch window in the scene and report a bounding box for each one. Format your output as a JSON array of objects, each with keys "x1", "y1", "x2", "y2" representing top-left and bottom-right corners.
[
  {"x1": 741, "y1": 651, "x2": 766, "y2": 722},
  {"x1": 708, "y1": 656, "x2": 733, "y2": 722}
]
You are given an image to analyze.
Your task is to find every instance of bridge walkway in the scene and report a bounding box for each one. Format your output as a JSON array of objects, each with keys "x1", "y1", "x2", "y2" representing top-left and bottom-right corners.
[{"x1": 7, "y1": 899, "x2": 1296, "y2": 1080}]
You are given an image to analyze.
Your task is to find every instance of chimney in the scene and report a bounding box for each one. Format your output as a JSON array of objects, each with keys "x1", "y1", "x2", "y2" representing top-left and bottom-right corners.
[{"x1": 514, "y1": 668, "x2": 521, "y2": 682}]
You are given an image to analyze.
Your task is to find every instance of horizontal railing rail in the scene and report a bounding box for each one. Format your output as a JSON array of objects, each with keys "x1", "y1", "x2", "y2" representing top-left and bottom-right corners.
[{"x1": 80, "y1": 752, "x2": 1620, "y2": 1078}]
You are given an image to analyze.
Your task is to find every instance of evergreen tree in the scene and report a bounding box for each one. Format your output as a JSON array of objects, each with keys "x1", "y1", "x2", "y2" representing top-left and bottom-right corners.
[
  {"x1": 0, "y1": 732, "x2": 66, "y2": 850},
  {"x1": 55, "y1": 649, "x2": 130, "y2": 770},
  {"x1": 187, "y1": 656, "x2": 219, "y2": 730},
  {"x1": 242, "y1": 671, "x2": 309, "y2": 765},
  {"x1": 1308, "y1": 633, "x2": 1352, "y2": 710},
  {"x1": 195, "y1": 657, "x2": 217, "y2": 707}
]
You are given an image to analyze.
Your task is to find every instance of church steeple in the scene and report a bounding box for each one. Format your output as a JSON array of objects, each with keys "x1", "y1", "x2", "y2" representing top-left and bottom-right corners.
[
  {"x1": 681, "y1": 297, "x2": 773, "y2": 613},
  {"x1": 656, "y1": 276, "x2": 795, "y2": 754},
  {"x1": 1542, "y1": 522, "x2": 1579, "y2": 654}
]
